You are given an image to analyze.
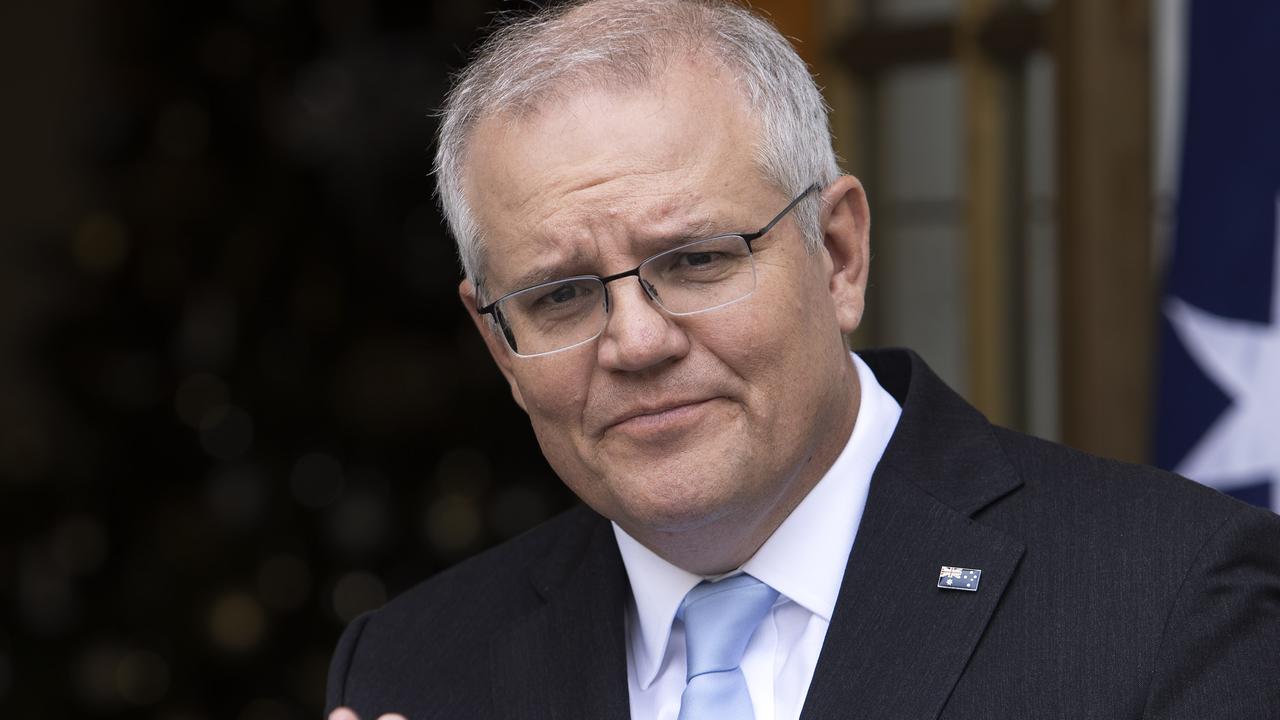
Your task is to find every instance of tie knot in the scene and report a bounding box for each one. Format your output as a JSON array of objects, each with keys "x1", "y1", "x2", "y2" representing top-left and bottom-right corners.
[{"x1": 678, "y1": 573, "x2": 779, "y2": 680}]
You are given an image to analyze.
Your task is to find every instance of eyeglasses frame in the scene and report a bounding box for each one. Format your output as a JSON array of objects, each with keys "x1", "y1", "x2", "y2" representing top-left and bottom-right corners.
[{"x1": 477, "y1": 182, "x2": 821, "y2": 356}]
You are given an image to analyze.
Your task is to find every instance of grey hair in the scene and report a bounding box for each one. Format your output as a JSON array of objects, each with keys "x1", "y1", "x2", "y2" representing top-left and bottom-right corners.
[{"x1": 434, "y1": 0, "x2": 840, "y2": 290}]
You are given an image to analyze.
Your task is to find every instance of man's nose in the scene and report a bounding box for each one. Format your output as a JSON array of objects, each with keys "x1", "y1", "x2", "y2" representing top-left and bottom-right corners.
[{"x1": 596, "y1": 278, "x2": 690, "y2": 372}]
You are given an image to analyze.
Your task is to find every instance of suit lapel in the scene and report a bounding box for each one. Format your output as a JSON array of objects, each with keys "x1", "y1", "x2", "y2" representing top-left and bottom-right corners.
[
  {"x1": 800, "y1": 350, "x2": 1027, "y2": 720},
  {"x1": 490, "y1": 509, "x2": 632, "y2": 720}
]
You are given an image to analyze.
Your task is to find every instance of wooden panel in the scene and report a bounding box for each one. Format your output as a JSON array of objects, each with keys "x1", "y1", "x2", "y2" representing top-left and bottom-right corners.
[
  {"x1": 840, "y1": 21, "x2": 955, "y2": 72},
  {"x1": 960, "y1": 0, "x2": 1014, "y2": 427},
  {"x1": 752, "y1": 0, "x2": 819, "y2": 69},
  {"x1": 1054, "y1": 0, "x2": 1153, "y2": 463},
  {"x1": 834, "y1": 6, "x2": 1045, "y2": 74},
  {"x1": 818, "y1": 0, "x2": 875, "y2": 346},
  {"x1": 826, "y1": 4, "x2": 1050, "y2": 422}
]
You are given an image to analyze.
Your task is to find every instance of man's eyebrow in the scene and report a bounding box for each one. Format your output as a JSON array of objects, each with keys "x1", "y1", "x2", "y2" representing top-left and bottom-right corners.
[
  {"x1": 666, "y1": 216, "x2": 721, "y2": 241},
  {"x1": 498, "y1": 216, "x2": 725, "y2": 295},
  {"x1": 632, "y1": 216, "x2": 721, "y2": 254},
  {"x1": 505, "y1": 264, "x2": 577, "y2": 295}
]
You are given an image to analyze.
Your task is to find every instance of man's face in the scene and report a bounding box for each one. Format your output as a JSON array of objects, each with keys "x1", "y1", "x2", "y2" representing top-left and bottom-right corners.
[{"x1": 460, "y1": 59, "x2": 868, "y2": 553}]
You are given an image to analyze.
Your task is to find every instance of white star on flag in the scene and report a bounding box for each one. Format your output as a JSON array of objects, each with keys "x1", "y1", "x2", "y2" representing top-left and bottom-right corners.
[{"x1": 1164, "y1": 193, "x2": 1280, "y2": 510}]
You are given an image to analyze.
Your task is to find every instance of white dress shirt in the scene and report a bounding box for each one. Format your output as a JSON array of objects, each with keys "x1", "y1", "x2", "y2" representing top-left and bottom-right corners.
[{"x1": 612, "y1": 353, "x2": 902, "y2": 720}]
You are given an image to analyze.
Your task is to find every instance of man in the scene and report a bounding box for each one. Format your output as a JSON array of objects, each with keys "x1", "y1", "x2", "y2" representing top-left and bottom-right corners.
[{"x1": 326, "y1": 1, "x2": 1280, "y2": 718}]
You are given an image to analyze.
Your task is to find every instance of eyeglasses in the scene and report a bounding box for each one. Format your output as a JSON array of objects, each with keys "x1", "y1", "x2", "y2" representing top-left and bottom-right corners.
[{"x1": 478, "y1": 184, "x2": 820, "y2": 357}]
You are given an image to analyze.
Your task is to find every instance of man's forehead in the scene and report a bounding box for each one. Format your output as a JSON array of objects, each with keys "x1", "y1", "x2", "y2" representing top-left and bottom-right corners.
[
  {"x1": 467, "y1": 56, "x2": 755, "y2": 179},
  {"x1": 479, "y1": 45, "x2": 742, "y2": 129}
]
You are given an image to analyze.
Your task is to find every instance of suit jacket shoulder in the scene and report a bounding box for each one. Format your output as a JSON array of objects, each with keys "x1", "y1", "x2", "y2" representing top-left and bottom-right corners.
[
  {"x1": 990, "y1": 424, "x2": 1245, "y2": 553},
  {"x1": 326, "y1": 503, "x2": 627, "y2": 719},
  {"x1": 985, "y1": 427, "x2": 1280, "y2": 719},
  {"x1": 834, "y1": 348, "x2": 1280, "y2": 720}
]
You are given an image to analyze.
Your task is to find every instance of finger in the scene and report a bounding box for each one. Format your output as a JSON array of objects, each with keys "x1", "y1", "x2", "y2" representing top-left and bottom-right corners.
[
  {"x1": 378, "y1": 715, "x2": 408, "y2": 720},
  {"x1": 329, "y1": 709, "x2": 360, "y2": 720}
]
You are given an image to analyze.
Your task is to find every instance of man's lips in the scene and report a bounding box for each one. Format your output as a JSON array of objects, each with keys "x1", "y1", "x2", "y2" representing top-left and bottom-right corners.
[{"x1": 603, "y1": 397, "x2": 721, "y2": 434}]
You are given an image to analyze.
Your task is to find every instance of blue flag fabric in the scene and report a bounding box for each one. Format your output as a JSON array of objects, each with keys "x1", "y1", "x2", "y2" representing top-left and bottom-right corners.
[{"x1": 1155, "y1": 3, "x2": 1280, "y2": 512}]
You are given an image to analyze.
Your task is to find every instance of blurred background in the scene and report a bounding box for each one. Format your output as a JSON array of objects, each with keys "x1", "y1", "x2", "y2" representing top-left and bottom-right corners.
[{"x1": 2, "y1": 0, "x2": 1275, "y2": 718}]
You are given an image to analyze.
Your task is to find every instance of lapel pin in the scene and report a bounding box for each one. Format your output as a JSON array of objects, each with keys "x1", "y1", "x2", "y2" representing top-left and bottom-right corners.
[{"x1": 938, "y1": 566, "x2": 981, "y2": 591}]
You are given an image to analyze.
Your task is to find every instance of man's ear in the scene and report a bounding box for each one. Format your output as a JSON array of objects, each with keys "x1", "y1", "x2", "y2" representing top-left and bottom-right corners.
[
  {"x1": 459, "y1": 278, "x2": 528, "y2": 412},
  {"x1": 818, "y1": 175, "x2": 871, "y2": 335}
]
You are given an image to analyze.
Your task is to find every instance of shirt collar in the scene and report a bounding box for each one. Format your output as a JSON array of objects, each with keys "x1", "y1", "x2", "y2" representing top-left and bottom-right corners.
[
  {"x1": 741, "y1": 353, "x2": 901, "y2": 622},
  {"x1": 612, "y1": 528, "x2": 702, "y2": 687},
  {"x1": 612, "y1": 352, "x2": 902, "y2": 689}
]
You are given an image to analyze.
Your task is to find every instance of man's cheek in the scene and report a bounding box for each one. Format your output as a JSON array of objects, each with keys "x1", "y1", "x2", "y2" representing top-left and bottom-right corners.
[
  {"x1": 522, "y1": 389, "x2": 591, "y2": 464},
  {"x1": 521, "y1": 383, "x2": 584, "y2": 425}
]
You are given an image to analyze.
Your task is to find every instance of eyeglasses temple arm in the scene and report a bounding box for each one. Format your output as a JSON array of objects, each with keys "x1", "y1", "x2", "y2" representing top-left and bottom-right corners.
[{"x1": 741, "y1": 183, "x2": 820, "y2": 246}]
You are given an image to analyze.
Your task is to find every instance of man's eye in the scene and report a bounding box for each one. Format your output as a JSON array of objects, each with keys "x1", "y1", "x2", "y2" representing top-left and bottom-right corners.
[
  {"x1": 671, "y1": 251, "x2": 731, "y2": 270},
  {"x1": 546, "y1": 284, "x2": 581, "y2": 303},
  {"x1": 533, "y1": 282, "x2": 592, "y2": 308},
  {"x1": 682, "y1": 252, "x2": 717, "y2": 267}
]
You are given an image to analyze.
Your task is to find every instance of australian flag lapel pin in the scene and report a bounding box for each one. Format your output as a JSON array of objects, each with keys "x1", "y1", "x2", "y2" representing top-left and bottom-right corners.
[{"x1": 938, "y1": 566, "x2": 981, "y2": 591}]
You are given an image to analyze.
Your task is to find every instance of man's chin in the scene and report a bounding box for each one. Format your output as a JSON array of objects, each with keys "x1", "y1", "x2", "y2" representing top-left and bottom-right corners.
[{"x1": 602, "y1": 473, "x2": 746, "y2": 535}]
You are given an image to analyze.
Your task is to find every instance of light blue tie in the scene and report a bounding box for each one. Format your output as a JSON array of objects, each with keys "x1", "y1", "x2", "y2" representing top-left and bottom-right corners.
[{"x1": 676, "y1": 573, "x2": 779, "y2": 720}]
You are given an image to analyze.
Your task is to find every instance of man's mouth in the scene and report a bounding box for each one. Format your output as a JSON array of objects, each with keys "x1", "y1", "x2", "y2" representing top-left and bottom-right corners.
[{"x1": 604, "y1": 397, "x2": 721, "y2": 437}]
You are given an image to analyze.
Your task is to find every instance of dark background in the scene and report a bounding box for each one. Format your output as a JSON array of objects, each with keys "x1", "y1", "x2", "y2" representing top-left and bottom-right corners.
[{"x1": 1, "y1": 1, "x2": 577, "y2": 718}]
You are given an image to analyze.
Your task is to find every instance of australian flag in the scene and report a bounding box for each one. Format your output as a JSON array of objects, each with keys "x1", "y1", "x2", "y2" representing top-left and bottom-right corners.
[
  {"x1": 1155, "y1": 3, "x2": 1280, "y2": 513},
  {"x1": 937, "y1": 567, "x2": 981, "y2": 592}
]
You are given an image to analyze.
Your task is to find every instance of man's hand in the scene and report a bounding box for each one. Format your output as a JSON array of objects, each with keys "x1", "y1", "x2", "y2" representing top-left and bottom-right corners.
[{"x1": 328, "y1": 708, "x2": 406, "y2": 720}]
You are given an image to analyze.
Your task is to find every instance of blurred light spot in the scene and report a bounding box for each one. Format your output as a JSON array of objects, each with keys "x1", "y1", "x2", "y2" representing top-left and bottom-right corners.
[
  {"x1": 175, "y1": 374, "x2": 229, "y2": 428},
  {"x1": 238, "y1": 697, "x2": 293, "y2": 720},
  {"x1": 209, "y1": 592, "x2": 266, "y2": 652},
  {"x1": 424, "y1": 493, "x2": 482, "y2": 553},
  {"x1": 204, "y1": 465, "x2": 266, "y2": 530},
  {"x1": 328, "y1": 490, "x2": 388, "y2": 555},
  {"x1": 18, "y1": 545, "x2": 78, "y2": 634},
  {"x1": 289, "y1": 452, "x2": 343, "y2": 508},
  {"x1": 72, "y1": 214, "x2": 129, "y2": 274},
  {"x1": 115, "y1": 649, "x2": 169, "y2": 705},
  {"x1": 199, "y1": 406, "x2": 254, "y2": 461},
  {"x1": 489, "y1": 484, "x2": 551, "y2": 539},
  {"x1": 257, "y1": 554, "x2": 311, "y2": 612},
  {"x1": 50, "y1": 513, "x2": 109, "y2": 576},
  {"x1": 332, "y1": 571, "x2": 386, "y2": 623},
  {"x1": 290, "y1": 651, "x2": 330, "y2": 707},
  {"x1": 155, "y1": 101, "x2": 210, "y2": 159},
  {"x1": 434, "y1": 447, "x2": 491, "y2": 495},
  {"x1": 201, "y1": 26, "x2": 254, "y2": 79},
  {"x1": 73, "y1": 643, "x2": 121, "y2": 709}
]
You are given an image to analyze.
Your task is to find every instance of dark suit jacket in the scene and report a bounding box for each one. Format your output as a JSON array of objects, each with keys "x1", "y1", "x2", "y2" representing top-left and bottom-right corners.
[{"x1": 326, "y1": 349, "x2": 1280, "y2": 719}]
